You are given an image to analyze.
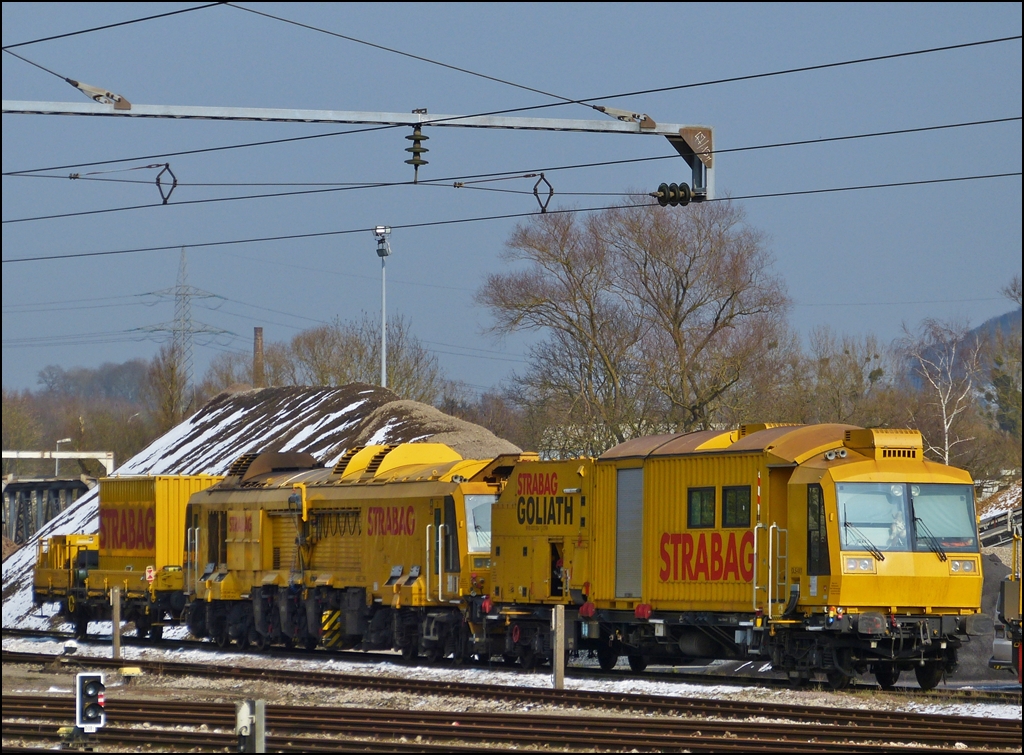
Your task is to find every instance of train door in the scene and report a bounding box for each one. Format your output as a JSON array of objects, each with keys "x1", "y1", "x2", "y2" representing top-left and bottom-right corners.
[
  {"x1": 429, "y1": 497, "x2": 461, "y2": 600},
  {"x1": 207, "y1": 510, "x2": 227, "y2": 570},
  {"x1": 615, "y1": 467, "x2": 643, "y2": 599},
  {"x1": 550, "y1": 539, "x2": 565, "y2": 597},
  {"x1": 804, "y1": 483, "x2": 830, "y2": 604},
  {"x1": 753, "y1": 468, "x2": 793, "y2": 616},
  {"x1": 185, "y1": 504, "x2": 200, "y2": 594}
]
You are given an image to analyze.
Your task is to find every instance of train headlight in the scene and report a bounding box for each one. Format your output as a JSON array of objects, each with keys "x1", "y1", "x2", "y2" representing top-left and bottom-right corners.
[
  {"x1": 949, "y1": 559, "x2": 977, "y2": 575},
  {"x1": 843, "y1": 556, "x2": 876, "y2": 573}
]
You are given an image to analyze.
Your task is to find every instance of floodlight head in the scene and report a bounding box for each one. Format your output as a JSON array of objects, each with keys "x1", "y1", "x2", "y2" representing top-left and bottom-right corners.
[{"x1": 374, "y1": 226, "x2": 391, "y2": 238}]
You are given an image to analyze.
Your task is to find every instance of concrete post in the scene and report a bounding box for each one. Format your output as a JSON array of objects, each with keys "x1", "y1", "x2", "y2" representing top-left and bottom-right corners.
[
  {"x1": 254, "y1": 699, "x2": 266, "y2": 753},
  {"x1": 552, "y1": 604, "x2": 565, "y2": 689},
  {"x1": 111, "y1": 587, "x2": 121, "y2": 660}
]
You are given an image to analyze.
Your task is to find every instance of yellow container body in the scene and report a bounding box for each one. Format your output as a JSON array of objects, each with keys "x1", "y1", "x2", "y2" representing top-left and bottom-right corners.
[
  {"x1": 87, "y1": 475, "x2": 222, "y2": 597},
  {"x1": 490, "y1": 458, "x2": 594, "y2": 604}
]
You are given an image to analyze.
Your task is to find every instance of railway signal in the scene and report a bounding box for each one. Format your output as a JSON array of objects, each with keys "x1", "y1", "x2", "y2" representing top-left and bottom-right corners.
[{"x1": 75, "y1": 672, "x2": 106, "y2": 732}]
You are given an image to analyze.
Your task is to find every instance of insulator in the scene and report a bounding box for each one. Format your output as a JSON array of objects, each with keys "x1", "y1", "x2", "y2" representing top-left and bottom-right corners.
[
  {"x1": 656, "y1": 181, "x2": 692, "y2": 207},
  {"x1": 404, "y1": 127, "x2": 429, "y2": 182}
]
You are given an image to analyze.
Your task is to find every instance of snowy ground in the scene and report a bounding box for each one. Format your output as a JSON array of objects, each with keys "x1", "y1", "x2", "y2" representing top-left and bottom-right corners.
[{"x1": 3, "y1": 635, "x2": 1019, "y2": 721}]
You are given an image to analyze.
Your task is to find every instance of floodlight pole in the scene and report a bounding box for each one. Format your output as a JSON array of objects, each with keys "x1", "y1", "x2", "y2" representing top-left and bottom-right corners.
[
  {"x1": 55, "y1": 438, "x2": 73, "y2": 477},
  {"x1": 374, "y1": 227, "x2": 392, "y2": 389}
]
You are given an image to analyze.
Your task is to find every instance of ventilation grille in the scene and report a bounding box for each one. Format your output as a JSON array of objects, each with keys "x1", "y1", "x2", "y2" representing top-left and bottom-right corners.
[
  {"x1": 362, "y1": 446, "x2": 393, "y2": 477},
  {"x1": 882, "y1": 448, "x2": 916, "y2": 459},
  {"x1": 332, "y1": 446, "x2": 364, "y2": 476},
  {"x1": 227, "y1": 453, "x2": 260, "y2": 478},
  {"x1": 272, "y1": 547, "x2": 281, "y2": 570}
]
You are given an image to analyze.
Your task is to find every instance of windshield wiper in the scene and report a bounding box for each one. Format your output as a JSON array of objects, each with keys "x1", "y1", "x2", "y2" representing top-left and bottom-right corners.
[
  {"x1": 843, "y1": 507, "x2": 885, "y2": 561},
  {"x1": 913, "y1": 517, "x2": 948, "y2": 561}
]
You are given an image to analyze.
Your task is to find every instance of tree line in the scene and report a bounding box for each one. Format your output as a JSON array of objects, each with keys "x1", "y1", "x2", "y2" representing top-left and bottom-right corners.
[{"x1": 3, "y1": 200, "x2": 1020, "y2": 482}]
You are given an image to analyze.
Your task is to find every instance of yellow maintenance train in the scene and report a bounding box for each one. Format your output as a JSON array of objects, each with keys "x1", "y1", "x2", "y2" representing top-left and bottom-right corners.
[{"x1": 33, "y1": 423, "x2": 990, "y2": 689}]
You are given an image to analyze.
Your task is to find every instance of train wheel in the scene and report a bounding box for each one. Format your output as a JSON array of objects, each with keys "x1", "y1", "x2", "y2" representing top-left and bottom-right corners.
[
  {"x1": 235, "y1": 629, "x2": 251, "y2": 651},
  {"x1": 255, "y1": 632, "x2": 272, "y2": 652},
  {"x1": 826, "y1": 669, "x2": 853, "y2": 690},
  {"x1": 73, "y1": 609, "x2": 89, "y2": 640},
  {"x1": 627, "y1": 655, "x2": 648, "y2": 672},
  {"x1": 520, "y1": 646, "x2": 539, "y2": 670},
  {"x1": 426, "y1": 645, "x2": 444, "y2": 664},
  {"x1": 914, "y1": 662, "x2": 944, "y2": 691},
  {"x1": 597, "y1": 646, "x2": 619, "y2": 671},
  {"x1": 213, "y1": 626, "x2": 230, "y2": 649},
  {"x1": 401, "y1": 642, "x2": 419, "y2": 663},
  {"x1": 302, "y1": 635, "x2": 317, "y2": 651},
  {"x1": 149, "y1": 624, "x2": 164, "y2": 642},
  {"x1": 874, "y1": 663, "x2": 900, "y2": 690},
  {"x1": 502, "y1": 654, "x2": 518, "y2": 666}
]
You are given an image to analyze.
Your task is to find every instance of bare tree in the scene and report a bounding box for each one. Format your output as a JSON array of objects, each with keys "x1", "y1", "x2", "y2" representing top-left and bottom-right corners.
[
  {"x1": 144, "y1": 343, "x2": 190, "y2": 432},
  {"x1": 806, "y1": 327, "x2": 893, "y2": 425},
  {"x1": 1003, "y1": 273, "x2": 1022, "y2": 307},
  {"x1": 478, "y1": 199, "x2": 789, "y2": 448},
  {"x1": 901, "y1": 319, "x2": 984, "y2": 465},
  {"x1": 202, "y1": 314, "x2": 450, "y2": 404},
  {"x1": 476, "y1": 210, "x2": 653, "y2": 453},
  {"x1": 600, "y1": 200, "x2": 790, "y2": 430}
]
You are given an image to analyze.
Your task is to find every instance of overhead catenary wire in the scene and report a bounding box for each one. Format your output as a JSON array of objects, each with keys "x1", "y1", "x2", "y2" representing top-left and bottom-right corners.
[
  {"x1": 226, "y1": 3, "x2": 585, "y2": 110},
  {"x1": 3, "y1": 171, "x2": 1019, "y2": 265},
  {"x1": 4, "y1": 116, "x2": 1019, "y2": 224},
  {"x1": 1, "y1": 3, "x2": 226, "y2": 49},
  {"x1": 3, "y1": 34, "x2": 1019, "y2": 178}
]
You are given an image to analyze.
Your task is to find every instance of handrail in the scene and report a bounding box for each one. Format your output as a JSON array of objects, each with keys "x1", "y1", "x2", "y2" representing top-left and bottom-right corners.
[
  {"x1": 438, "y1": 524, "x2": 447, "y2": 602},
  {"x1": 752, "y1": 522, "x2": 766, "y2": 611},
  {"x1": 425, "y1": 524, "x2": 433, "y2": 602},
  {"x1": 185, "y1": 528, "x2": 192, "y2": 594}
]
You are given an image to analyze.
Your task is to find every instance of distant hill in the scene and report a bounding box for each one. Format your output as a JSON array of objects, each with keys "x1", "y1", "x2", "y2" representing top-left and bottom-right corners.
[{"x1": 972, "y1": 307, "x2": 1022, "y2": 341}]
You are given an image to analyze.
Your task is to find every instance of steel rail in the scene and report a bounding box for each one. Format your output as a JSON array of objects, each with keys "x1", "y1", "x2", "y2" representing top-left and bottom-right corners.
[
  {"x1": 7, "y1": 627, "x2": 1018, "y2": 705},
  {"x1": 3, "y1": 696, "x2": 1019, "y2": 753},
  {"x1": 4, "y1": 695, "x2": 1022, "y2": 748},
  {"x1": 3, "y1": 656, "x2": 1020, "y2": 734}
]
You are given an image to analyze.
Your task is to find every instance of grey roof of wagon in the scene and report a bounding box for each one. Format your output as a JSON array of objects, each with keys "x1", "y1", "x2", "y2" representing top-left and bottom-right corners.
[
  {"x1": 599, "y1": 424, "x2": 858, "y2": 463},
  {"x1": 2, "y1": 384, "x2": 519, "y2": 629}
]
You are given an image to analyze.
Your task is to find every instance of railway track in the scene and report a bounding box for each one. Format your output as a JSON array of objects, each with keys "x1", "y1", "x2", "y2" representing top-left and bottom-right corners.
[
  {"x1": 6, "y1": 627, "x2": 1020, "y2": 706},
  {"x1": 2, "y1": 694, "x2": 1021, "y2": 753},
  {"x1": 4, "y1": 649, "x2": 1021, "y2": 733}
]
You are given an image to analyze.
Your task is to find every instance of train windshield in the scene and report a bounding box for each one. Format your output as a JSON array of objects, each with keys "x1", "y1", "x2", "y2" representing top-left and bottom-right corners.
[
  {"x1": 837, "y1": 483, "x2": 911, "y2": 552},
  {"x1": 463, "y1": 494, "x2": 496, "y2": 552},
  {"x1": 909, "y1": 484, "x2": 977, "y2": 552},
  {"x1": 836, "y1": 482, "x2": 977, "y2": 553}
]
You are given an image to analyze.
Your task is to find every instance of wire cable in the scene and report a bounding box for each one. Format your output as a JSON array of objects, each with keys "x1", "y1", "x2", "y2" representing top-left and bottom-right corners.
[
  {"x1": 1, "y1": 3, "x2": 226, "y2": 49},
  {"x1": 226, "y1": 3, "x2": 584, "y2": 109},
  {"x1": 4, "y1": 116, "x2": 1019, "y2": 224},
  {"x1": 3, "y1": 171, "x2": 1019, "y2": 265},
  {"x1": 4, "y1": 35, "x2": 1018, "y2": 177}
]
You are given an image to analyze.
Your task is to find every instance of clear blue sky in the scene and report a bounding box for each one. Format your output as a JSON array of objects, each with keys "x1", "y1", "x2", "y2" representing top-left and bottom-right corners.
[{"x1": 3, "y1": 3, "x2": 1021, "y2": 395}]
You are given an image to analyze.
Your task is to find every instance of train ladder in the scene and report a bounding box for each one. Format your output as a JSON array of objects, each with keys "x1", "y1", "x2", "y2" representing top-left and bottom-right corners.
[
  {"x1": 769, "y1": 524, "x2": 789, "y2": 618},
  {"x1": 752, "y1": 523, "x2": 789, "y2": 619}
]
